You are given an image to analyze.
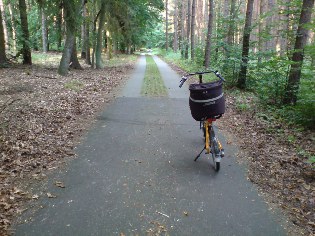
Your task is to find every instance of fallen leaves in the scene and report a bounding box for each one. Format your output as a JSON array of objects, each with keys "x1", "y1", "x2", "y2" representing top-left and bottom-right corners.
[
  {"x1": 46, "y1": 192, "x2": 56, "y2": 198},
  {"x1": 55, "y1": 181, "x2": 65, "y2": 189},
  {"x1": 218, "y1": 94, "x2": 315, "y2": 235},
  {"x1": 0, "y1": 55, "x2": 135, "y2": 235}
]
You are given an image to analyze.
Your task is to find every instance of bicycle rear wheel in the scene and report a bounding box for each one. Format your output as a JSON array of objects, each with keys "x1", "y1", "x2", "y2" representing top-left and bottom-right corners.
[{"x1": 210, "y1": 129, "x2": 221, "y2": 172}]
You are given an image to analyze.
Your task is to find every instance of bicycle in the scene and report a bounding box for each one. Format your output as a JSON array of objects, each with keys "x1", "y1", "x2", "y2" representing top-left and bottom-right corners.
[{"x1": 179, "y1": 70, "x2": 225, "y2": 172}]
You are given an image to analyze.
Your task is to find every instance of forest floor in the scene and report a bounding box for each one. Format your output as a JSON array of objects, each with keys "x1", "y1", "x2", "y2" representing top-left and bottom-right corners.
[{"x1": 0, "y1": 53, "x2": 314, "y2": 235}]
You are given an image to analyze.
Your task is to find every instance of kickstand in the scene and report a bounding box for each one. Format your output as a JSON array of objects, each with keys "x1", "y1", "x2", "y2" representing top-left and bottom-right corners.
[{"x1": 194, "y1": 147, "x2": 205, "y2": 161}]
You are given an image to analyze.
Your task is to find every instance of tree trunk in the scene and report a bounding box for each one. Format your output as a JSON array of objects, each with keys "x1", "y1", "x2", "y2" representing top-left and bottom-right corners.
[
  {"x1": 204, "y1": 0, "x2": 214, "y2": 68},
  {"x1": 0, "y1": 5, "x2": 7, "y2": 64},
  {"x1": 81, "y1": 0, "x2": 86, "y2": 58},
  {"x1": 57, "y1": 1, "x2": 62, "y2": 49},
  {"x1": 58, "y1": 30, "x2": 75, "y2": 75},
  {"x1": 185, "y1": 0, "x2": 191, "y2": 59},
  {"x1": 18, "y1": 0, "x2": 32, "y2": 65},
  {"x1": 227, "y1": 0, "x2": 236, "y2": 46},
  {"x1": 95, "y1": 2, "x2": 106, "y2": 69},
  {"x1": 85, "y1": 19, "x2": 91, "y2": 65},
  {"x1": 41, "y1": 6, "x2": 48, "y2": 53},
  {"x1": 310, "y1": 32, "x2": 315, "y2": 67},
  {"x1": 70, "y1": 39, "x2": 83, "y2": 69},
  {"x1": 173, "y1": 0, "x2": 178, "y2": 52},
  {"x1": 237, "y1": 0, "x2": 254, "y2": 89},
  {"x1": 58, "y1": 0, "x2": 80, "y2": 75},
  {"x1": 190, "y1": 0, "x2": 196, "y2": 60},
  {"x1": 258, "y1": 0, "x2": 264, "y2": 64},
  {"x1": 8, "y1": 3, "x2": 16, "y2": 51},
  {"x1": 180, "y1": 1, "x2": 186, "y2": 57},
  {"x1": 0, "y1": 0, "x2": 8, "y2": 50},
  {"x1": 283, "y1": 0, "x2": 315, "y2": 105},
  {"x1": 165, "y1": 0, "x2": 168, "y2": 51}
]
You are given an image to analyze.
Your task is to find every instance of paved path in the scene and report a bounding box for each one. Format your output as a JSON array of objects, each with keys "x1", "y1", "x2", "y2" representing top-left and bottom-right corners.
[{"x1": 14, "y1": 56, "x2": 286, "y2": 236}]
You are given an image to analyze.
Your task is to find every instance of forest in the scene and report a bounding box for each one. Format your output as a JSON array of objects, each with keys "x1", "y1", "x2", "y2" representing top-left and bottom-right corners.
[
  {"x1": 0, "y1": 0, "x2": 314, "y2": 234},
  {"x1": 0, "y1": 0, "x2": 314, "y2": 126}
]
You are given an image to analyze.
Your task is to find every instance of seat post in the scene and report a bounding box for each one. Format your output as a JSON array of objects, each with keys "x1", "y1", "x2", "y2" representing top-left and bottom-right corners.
[{"x1": 199, "y1": 74, "x2": 203, "y2": 83}]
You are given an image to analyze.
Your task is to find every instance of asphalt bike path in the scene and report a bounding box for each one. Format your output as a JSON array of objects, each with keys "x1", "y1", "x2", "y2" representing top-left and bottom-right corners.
[{"x1": 14, "y1": 55, "x2": 286, "y2": 236}]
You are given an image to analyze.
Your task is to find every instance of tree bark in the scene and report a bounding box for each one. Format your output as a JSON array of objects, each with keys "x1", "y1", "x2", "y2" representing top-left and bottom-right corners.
[
  {"x1": 227, "y1": 0, "x2": 236, "y2": 46},
  {"x1": 185, "y1": 0, "x2": 191, "y2": 59},
  {"x1": 237, "y1": 0, "x2": 254, "y2": 89},
  {"x1": 173, "y1": 0, "x2": 178, "y2": 52},
  {"x1": 85, "y1": 18, "x2": 91, "y2": 65},
  {"x1": 0, "y1": 5, "x2": 7, "y2": 64},
  {"x1": 165, "y1": 0, "x2": 168, "y2": 51},
  {"x1": 0, "y1": 0, "x2": 8, "y2": 50},
  {"x1": 18, "y1": 0, "x2": 32, "y2": 65},
  {"x1": 95, "y1": 1, "x2": 106, "y2": 69},
  {"x1": 204, "y1": 0, "x2": 214, "y2": 68},
  {"x1": 81, "y1": 0, "x2": 86, "y2": 58},
  {"x1": 8, "y1": 3, "x2": 16, "y2": 51},
  {"x1": 190, "y1": 0, "x2": 196, "y2": 60},
  {"x1": 56, "y1": 1, "x2": 62, "y2": 49},
  {"x1": 70, "y1": 39, "x2": 83, "y2": 69},
  {"x1": 180, "y1": 1, "x2": 186, "y2": 57},
  {"x1": 283, "y1": 0, "x2": 315, "y2": 105},
  {"x1": 258, "y1": 0, "x2": 264, "y2": 64},
  {"x1": 58, "y1": 0, "x2": 80, "y2": 75},
  {"x1": 41, "y1": 5, "x2": 48, "y2": 53},
  {"x1": 58, "y1": 30, "x2": 75, "y2": 75}
]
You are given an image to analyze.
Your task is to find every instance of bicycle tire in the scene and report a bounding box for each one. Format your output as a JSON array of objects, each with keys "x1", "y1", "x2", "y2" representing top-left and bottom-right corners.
[{"x1": 210, "y1": 128, "x2": 221, "y2": 172}]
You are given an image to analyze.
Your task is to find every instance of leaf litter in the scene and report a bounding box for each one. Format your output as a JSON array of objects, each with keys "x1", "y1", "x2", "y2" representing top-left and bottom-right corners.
[
  {"x1": 0, "y1": 55, "x2": 135, "y2": 235},
  {"x1": 218, "y1": 94, "x2": 314, "y2": 236}
]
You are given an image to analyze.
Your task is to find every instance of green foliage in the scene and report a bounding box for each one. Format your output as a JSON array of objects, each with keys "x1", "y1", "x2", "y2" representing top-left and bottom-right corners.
[
  {"x1": 308, "y1": 156, "x2": 315, "y2": 165},
  {"x1": 249, "y1": 56, "x2": 290, "y2": 105}
]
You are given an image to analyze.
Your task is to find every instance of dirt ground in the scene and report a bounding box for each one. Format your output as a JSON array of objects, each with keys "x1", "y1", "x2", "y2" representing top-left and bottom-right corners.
[{"x1": 0, "y1": 54, "x2": 314, "y2": 235}]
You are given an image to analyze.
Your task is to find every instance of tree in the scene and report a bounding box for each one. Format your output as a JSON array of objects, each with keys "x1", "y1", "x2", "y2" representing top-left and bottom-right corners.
[
  {"x1": 190, "y1": 0, "x2": 196, "y2": 60},
  {"x1": 0, "y1": 0, "x2": 8, "y2": 50},
  {"x1": 8, "y1": 3, "x2": 17, "y2": 51},
  {"x1": 204, "y1": 0, "x2": 214, "y2": 68},
  {"x1": 18, "y1": 0, "x2": 32, "y2": 65},
  {"x1": 185, "y1": 0, "x2": 191, "y2": 59},
  {"x1": 95, "y1": 0, "x2": 106, "y2": 69},
  {"x1": 283, "y1": 0, "x2": 315, "y2": 105},
  {"x1": 81, "y1": 0, "x2": 87, "y2": 58},
  {"x1": 173, "y1": 0, "x2": 178, "y2": 52},
  {"x1": 38, "y1": 0, "x2": 48, "y2": 53},
  {"x1": 165, "y1": 0, "x2": 168, "y2": 51},
  {"x1": 0, "y1": 4, "x2": 7, "y2": 64},
  {"x1": 58, "y1": 0, "x2": 80, "y2": 75},
  {"x1": 237, "y1": 0, "x2": 255, "y2": 89}
]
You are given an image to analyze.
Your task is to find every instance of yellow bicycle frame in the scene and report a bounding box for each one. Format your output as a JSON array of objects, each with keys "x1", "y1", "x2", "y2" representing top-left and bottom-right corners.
[{"x1": 204, "y1": 120, "x2": 223, "y2": 154}]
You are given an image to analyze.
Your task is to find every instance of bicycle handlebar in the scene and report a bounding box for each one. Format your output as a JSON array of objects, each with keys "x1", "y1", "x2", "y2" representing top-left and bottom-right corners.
[{"x1": 179, "y1": 70, "x2": 225, "y2": 88}]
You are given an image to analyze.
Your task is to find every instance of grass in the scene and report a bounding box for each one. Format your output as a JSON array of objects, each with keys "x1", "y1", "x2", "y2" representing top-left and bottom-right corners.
[
  {"x1": 103, "y1": 54, "x2": 138, "y2": 67},
  {"x1": 64, "y1": 80, "x2": 84, "y2": 92},
  {"x1": 32, "y1": 52, "x2": 61, "y2": 65},
  {"x1": 141, "y1": 56, "x2": 167, "y2": 96}
]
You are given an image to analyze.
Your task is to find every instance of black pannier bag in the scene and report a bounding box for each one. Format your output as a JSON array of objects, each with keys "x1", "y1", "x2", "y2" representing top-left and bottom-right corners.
[{"x1": 189, "y1": 80, "x2": 225, "y2": 121}]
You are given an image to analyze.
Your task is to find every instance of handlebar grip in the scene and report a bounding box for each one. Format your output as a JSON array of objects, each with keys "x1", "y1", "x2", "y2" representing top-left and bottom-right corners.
[
  {"x1": 215, "y1": 71, "x2": 225, "y2": 82},
  {"x1": 179, "y1": 77, "x2": 187, "y2": 88}
]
